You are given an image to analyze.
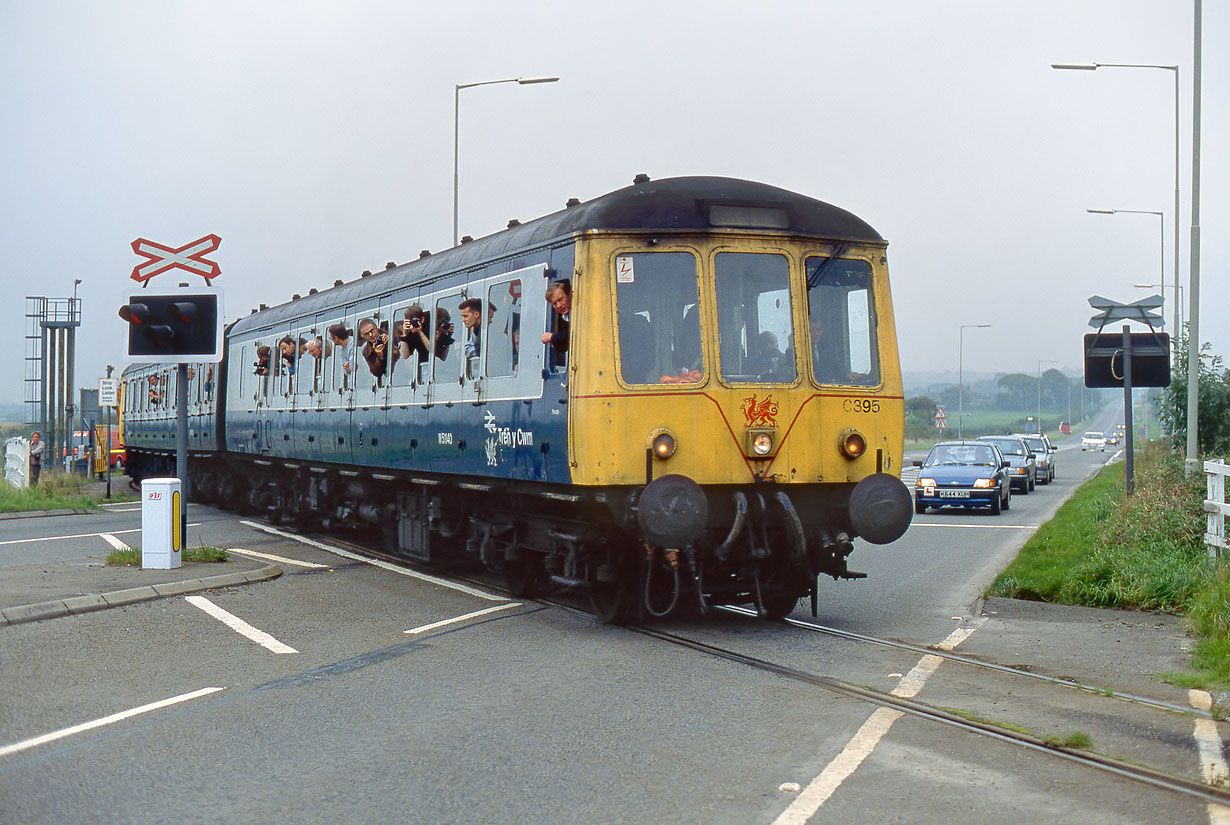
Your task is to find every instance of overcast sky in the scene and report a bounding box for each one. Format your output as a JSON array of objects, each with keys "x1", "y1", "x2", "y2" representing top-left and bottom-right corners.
[{"x1": 1, "y1": 0, "x2": 1224, "y2": 413}]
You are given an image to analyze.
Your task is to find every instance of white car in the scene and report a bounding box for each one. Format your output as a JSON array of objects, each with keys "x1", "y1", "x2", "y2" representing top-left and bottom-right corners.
[{"x1": 1081, "y1": 431, "x2": 1107, "y2": 451}]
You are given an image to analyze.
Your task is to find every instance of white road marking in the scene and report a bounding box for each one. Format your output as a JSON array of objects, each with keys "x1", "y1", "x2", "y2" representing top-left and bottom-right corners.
[
  {"x1": 773, "y1": 623, "x2": 979, "y2": 823},
  {"x1": 240, "y1": 520, "x2": 507, "y2": 602},
  {"x1": 225, "y1": 547, "x2": 329, "y2": 569},
  {"x1": 0, "y1": 686, "x2": 224, "y2": 758},
  {"x1": 100, "y1": 533, "x2": 130, "y2": 551},
  {"x1": 185, "y1": 595, "x2": 298, "y2": 654},
  {"x1": 0, "y1": 525, "x2": 201, "y2": 547},
  {"x1": 1189, "y1": 690, "x2": 1230, "y2": 825},
  {"x1": 910, "y1": 522, "x2": 1039, "y2": 530},
  {"x1": 404, "y1": 603, "x2": 522, "y2": 635}
]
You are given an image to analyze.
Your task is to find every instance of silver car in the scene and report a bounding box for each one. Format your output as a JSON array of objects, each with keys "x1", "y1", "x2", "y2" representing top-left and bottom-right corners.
[{"x1": 1013, "y1": 433, "x2": 1056, "y2": 484}]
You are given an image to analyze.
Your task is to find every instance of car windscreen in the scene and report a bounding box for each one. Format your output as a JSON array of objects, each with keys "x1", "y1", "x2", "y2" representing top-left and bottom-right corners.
[
  {"x1": 984, "y1": 439, "x2": 1025, "y2": 456},
  {"x1": 926, "y1": 445, "x2": 998, "y2": 466}
]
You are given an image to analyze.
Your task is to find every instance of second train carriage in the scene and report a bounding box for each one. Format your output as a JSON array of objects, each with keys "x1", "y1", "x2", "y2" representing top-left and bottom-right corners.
[{"x1": 122, "y1": 174, "x2": 913, "y2": 622}]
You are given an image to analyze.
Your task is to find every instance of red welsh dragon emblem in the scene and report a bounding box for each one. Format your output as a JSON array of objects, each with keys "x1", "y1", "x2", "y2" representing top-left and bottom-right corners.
[{"x1": 741, "y1": 394, "x2": 779, "y2": 428}]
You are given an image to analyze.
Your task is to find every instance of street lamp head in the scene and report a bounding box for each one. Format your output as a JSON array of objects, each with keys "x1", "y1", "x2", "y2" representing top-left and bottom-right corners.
[
  {"x1": 517, "y1": 76, "x2": 559, "y2": 85},
  {"x1": 1087, "y1": 208, "x2": 1115, "y2": 214},
  {"x1": 1052, "y1": 63, "x2": 1099, "y2": 70}
]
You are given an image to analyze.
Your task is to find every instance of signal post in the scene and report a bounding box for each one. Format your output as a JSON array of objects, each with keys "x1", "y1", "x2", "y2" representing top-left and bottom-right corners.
[{"x1": 118, "y1": 234, "x2": 224, "y2": 557}]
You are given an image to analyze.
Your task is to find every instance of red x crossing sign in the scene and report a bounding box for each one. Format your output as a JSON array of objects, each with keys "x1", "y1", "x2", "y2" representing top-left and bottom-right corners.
[{"x1": 130, "y1": 234, "x2": 222, "y2": 283}]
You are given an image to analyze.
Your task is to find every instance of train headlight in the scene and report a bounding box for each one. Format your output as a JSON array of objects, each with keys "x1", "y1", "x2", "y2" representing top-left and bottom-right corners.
[
  {"x1": 651, "y1": 431, "x2": 677, "y2": 460},
  {"x1": 838, "y1": 428, "x2": 867, "y2": 460},
  {"x1": 743, "y1": 428, "x2": 775, "y2": 457}
]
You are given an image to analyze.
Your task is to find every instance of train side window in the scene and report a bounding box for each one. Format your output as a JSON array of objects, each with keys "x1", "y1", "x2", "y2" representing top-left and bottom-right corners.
[
  {"x1": 714, "y1": 252, "x2": 795, "y2": 383},
  {"x1": 390, "y1": 301, "x2": 431, "y2": 386},
  {"x1": 804, "y1": 256, "x2": 880, "y2": 386},
  {"x1": 485, "y1": 279, "x2": 521, "y2": 378},
  {"x1": 614, "y1": 252, "x2": 701, "y2": 384},
  {"x1": 431, "y1": 295, "x2": 461, "y2": 384}
]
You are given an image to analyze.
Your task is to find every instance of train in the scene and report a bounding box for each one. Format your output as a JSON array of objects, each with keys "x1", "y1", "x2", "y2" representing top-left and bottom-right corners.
[{"x1": 120, "y1": 174, "x2": 913, "y2": 622}]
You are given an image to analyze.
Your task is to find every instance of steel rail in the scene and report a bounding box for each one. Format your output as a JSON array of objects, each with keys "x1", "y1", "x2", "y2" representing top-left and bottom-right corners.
[
  {"x1": 718, "y1": 604, "x2": 1212, "y2": 719},
  {"x1": 298, "y1": 526, "x2": 1230, "y2": 807}
]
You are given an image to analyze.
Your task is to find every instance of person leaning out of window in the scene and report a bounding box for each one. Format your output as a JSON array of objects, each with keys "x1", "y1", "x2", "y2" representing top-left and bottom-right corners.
[{"x1": 540, "y1": 279, "x2": 570, "y2": 352}]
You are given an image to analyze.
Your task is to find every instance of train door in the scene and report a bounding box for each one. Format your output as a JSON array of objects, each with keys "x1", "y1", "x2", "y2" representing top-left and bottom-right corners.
[
  {"x1": 350, "y1": 304, "x2": 391, "y2": 468},
  {"x1": 292, "y1": 317, "x2": 326, "y2": 460},
  {"x1": 426, "y1": 289, "x2": 465, "y2": 471},
  {"x1": 475, "y1": 265, "x2": 546, "y2": 404},
  {"x1": 250, "y1": 337, "x2": 275, "y2": 454},
  {"x1": 187, "y1": 364, "x2": 203, "y2": 451},
  {"x1": 386, "y1": 292, "x2": 430, "y2": 470}
]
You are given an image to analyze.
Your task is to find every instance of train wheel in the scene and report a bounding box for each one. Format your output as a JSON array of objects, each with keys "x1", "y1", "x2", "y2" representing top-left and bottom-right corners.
[
  {"x1": 758, "y1": 584, "x2": 802, "y2": 620},
  {"x1": 504, "y1": 551, "x2": 542, "y2": 598},
  {"x1": 591, "y1": 558, "x2": 636, "y2": 625}
]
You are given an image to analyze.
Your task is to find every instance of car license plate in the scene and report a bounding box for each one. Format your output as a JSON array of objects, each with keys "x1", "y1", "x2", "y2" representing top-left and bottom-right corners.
[{"x1": 938, "y1": 489, "x2": 970, "y2": 498}]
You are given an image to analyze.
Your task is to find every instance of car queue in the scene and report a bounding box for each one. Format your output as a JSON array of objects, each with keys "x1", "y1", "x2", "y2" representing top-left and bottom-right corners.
[{"x1": 912, "y1": 430, "x2": 1059, "y2": 517}]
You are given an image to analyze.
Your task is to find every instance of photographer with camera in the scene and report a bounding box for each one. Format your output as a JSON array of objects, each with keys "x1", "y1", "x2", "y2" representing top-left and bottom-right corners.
[
  {"x1": 397, "y1": 304, "x2": 432, "y2": 365},
  {"x1": 433, "y1": 307, "x2": 455, "y2": 361},
  {"x1": 357, "y1": 317, "x2": 390, "y2": 381}
]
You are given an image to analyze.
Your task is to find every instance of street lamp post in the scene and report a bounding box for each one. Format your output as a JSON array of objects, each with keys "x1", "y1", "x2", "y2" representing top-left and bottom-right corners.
[
  {"x1": 453, "y1": 76, "x2": 559, "y2": 247},
  {"x1": 959, "y1": 324, "x2": 990, "y2": 439},
  {"x1": 1053, "y1": 62, "x2": 1180, "y2": 338},
  {"x1": 1037, "y1": 359, "x2": 1058, "y2": 435},
  {"x1": 1087, "y1": 208, "x2": 1165, "y2": 325}
]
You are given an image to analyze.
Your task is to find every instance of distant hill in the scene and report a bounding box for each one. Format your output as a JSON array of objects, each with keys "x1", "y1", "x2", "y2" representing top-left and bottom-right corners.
[{"x1": 0, "y1": 403, "x2": 28, "y2": 424}]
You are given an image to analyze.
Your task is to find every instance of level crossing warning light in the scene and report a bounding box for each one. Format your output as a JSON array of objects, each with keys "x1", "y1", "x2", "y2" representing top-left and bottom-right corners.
[{"x1": 119, "y1": 286, "x2": 223, "y2": 364}]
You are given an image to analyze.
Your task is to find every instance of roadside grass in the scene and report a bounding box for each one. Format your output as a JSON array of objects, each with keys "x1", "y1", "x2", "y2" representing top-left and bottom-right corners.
[
  {"x1": 0, "y1": 473, "x2": 99, "y2": 513},
  {"x1": 991, "y1": 444, "x2": 1230, "y2": 689},
  {"x1": 106, "y1": 546, "x2": 229, "y2": 566}
]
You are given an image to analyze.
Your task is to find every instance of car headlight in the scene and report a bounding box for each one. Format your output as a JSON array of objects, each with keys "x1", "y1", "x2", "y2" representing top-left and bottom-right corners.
[
  {"x1": 973, "y1": 478, "x2": 994, "y2": 488},
  {"x1": 917, "y1": 477, "x2": 936, "y2": 489},
  {"x1": 1013, "y1": 467, "x2": 1025, "y2": 475}
]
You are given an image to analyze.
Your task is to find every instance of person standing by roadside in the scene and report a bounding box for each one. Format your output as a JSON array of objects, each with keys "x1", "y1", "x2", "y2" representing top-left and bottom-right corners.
[{"x1": 28, "y1": 431, "x2": 43, "y2": 487}]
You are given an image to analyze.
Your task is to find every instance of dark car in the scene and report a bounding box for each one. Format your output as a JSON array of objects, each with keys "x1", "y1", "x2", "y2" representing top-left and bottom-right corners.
[
  {"x1": 912, "y1": 441, "x2": 1011, "y2": 515},
  {"x1": 977, "y1": 435, "x2": 1037, "y2": 493}
]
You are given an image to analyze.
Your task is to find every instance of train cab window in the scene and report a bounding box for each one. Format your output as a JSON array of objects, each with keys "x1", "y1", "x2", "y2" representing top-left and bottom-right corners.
[
  {"x1": 804, "y1": 256, "x2": 880, "y2": 386},
  {"x1": 431, "y1": 296, "x2": 461, "y2": 384},
  {"x1": 485, "y1": 279, "x2": 521, "y2": 378},
  {"x1": 614, "y1": 252, "x2": 701, "y2": 384},
  {"x1": 714, "y1": 252, "x2": 795, "y2": 383}
]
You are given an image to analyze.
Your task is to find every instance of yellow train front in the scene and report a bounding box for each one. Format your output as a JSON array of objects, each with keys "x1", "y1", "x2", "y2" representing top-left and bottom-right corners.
[{"x1": 558, "y1": 176, "x2": 912, "y2": 621}]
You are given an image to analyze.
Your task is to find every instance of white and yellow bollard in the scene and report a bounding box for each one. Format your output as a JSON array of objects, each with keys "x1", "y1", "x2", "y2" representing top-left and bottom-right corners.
[{"x1": 141, "y1": 478, "x2": 183, "y2": 569}]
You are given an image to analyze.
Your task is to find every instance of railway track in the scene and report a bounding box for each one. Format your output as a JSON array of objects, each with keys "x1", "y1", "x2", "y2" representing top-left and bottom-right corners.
[{"x1": 263, "y1": 521, "x2": 1230, "y2": 809}]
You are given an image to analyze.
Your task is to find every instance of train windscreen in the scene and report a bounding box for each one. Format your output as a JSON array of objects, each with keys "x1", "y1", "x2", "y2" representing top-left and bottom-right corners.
[
  {"x1": 804, "y1": 256, "x2": 879, "y2": 386},
  {"x1": 714, "y1": 252, "x2": 796, "y2": 383},
  {"x1": 614, "y1": 252, "x2": 702, "y2": 384}
]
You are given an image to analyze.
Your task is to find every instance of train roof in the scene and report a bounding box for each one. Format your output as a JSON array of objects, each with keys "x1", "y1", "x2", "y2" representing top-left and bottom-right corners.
[{"x1": 230, "y1": 175, "x2": 883, "y2": 335}]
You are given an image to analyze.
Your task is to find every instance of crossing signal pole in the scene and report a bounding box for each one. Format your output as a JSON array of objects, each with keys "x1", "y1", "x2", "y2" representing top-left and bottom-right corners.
[{"x1": 119, "y1": 235, "x2": 224, "y2": 556}]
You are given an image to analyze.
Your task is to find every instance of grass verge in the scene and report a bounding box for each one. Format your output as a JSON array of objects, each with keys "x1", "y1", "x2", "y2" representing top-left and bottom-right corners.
[
  {"x1": 0, "y1": 473, "x2": 99, "y2": 513},
  {"x1": 106, "y1": 546, "x2": 230, "y2": 566},
  {"x1": 990, "y1": 444, "x2": 1229, "y2": 689}
]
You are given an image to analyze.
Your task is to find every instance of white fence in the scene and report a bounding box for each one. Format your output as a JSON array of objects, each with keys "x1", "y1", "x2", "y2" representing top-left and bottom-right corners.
[
  {"x1": 5, "y1": 437, "x2": 30, "y2": 490},
  {"x1": 1206, "y1": 459, "x2": 1229, "y2": 560}
]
